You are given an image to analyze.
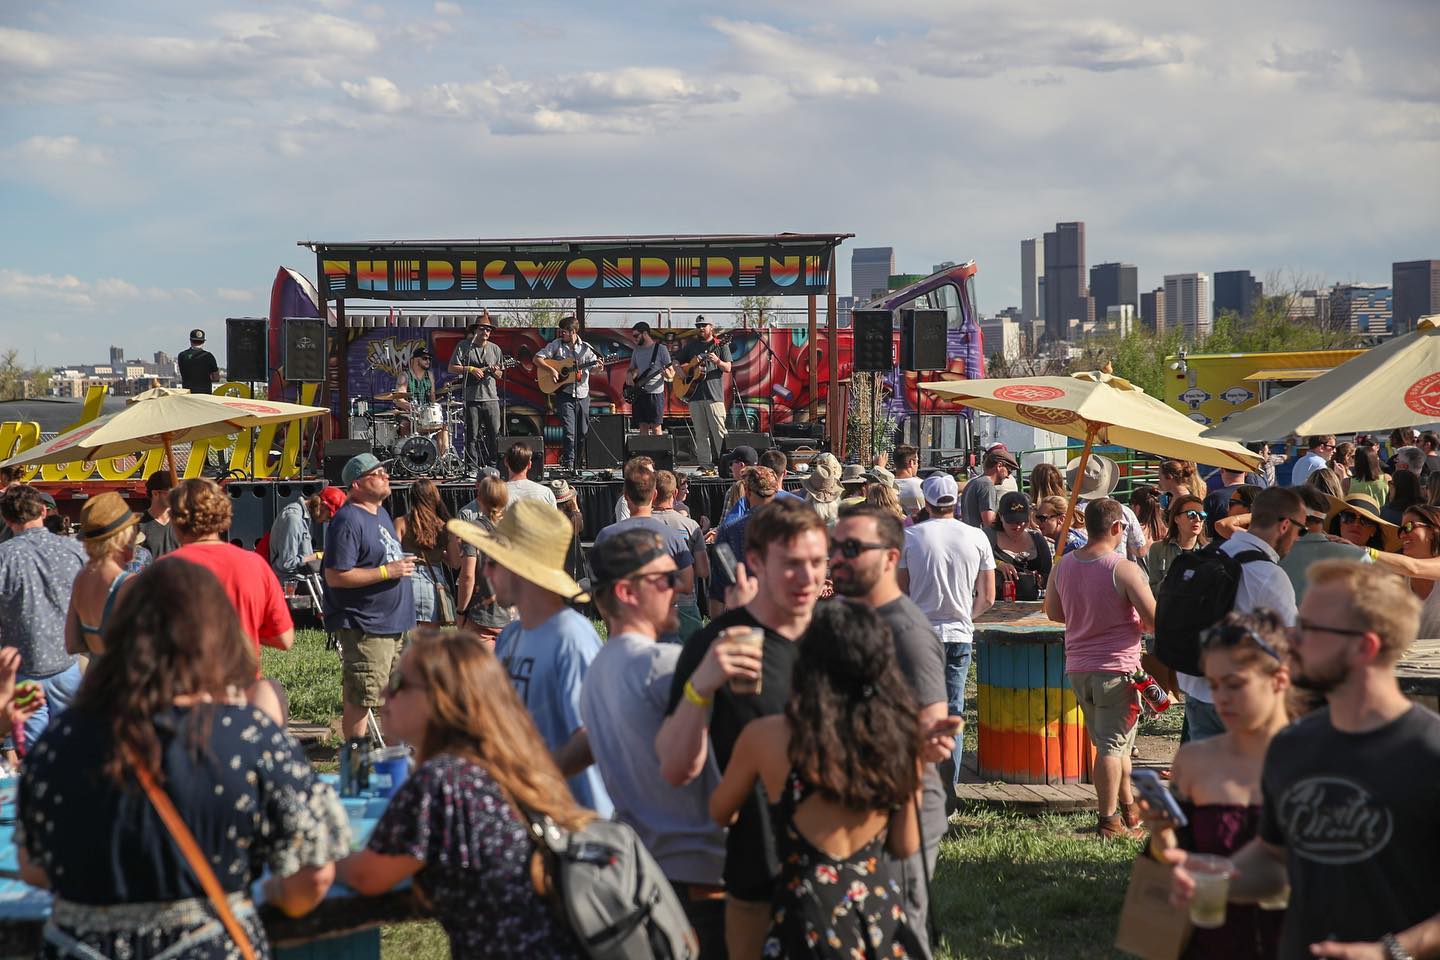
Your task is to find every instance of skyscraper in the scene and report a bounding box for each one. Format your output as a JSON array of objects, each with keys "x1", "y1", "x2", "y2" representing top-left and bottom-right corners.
[
  {"x1": 109, "y1": 346, "x2": 125, "y2": 367},
  {"x1": 1213, "y1": 270, "x2": 1264, "y2": 319},
  {"x1": 1043, "y1": 222, "x2": 1089, "y2": 341},
  {"x1": 1164, "y1": 273, "x2": 1212, "y2": 339},
  {"x1": 851, "y1": 247, "x2": 896, "y2": 303},
  {"x1": 1393, "y1": 260, "x2": 1440, "y2": 334},
  {"x1": 1020, "y1": 238, "x2": 1044, "y2": 326},
  {"x1": 1140, "y1": 288, "x2": 1166, "y2": 333},
  {"x1": 1329, "y1": 284, "x2": 1393, "y2": 334},
  {"x1": 1089, "y1": 262, "x2": 1138, "y2": 325}
]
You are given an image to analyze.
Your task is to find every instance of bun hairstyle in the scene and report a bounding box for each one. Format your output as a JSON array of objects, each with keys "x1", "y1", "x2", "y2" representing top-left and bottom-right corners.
[{"x1": 168, "y1": 478, "x2": 232, "y2": 539}]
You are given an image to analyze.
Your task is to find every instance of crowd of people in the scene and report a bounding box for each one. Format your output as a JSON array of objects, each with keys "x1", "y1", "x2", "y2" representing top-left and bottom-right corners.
[{"x1": 0, "y1": 428, "x2": 1436, "y2": 959}]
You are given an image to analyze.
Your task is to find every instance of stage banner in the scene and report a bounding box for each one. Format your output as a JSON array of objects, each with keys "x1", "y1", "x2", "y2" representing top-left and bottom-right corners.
[{"x1": 316, "y1": 244, "x2": 835, "y2": 301}]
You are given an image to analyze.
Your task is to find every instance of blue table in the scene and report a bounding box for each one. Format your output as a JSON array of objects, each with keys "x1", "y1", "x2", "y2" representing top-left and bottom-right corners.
[{"x1": 0, "y1": 775, "x2": 423, "y2": 958}]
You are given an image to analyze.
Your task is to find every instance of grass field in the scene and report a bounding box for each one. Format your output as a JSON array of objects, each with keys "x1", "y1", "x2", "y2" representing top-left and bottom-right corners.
[{"x1": 273, "y1": 629, "x2": 1170, "y2": 958}]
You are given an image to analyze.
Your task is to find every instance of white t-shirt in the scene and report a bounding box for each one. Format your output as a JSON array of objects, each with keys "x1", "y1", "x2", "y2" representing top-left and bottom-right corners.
[
  {"x1": 506, "y1": 477, "x2": 557, "y2": 508},
  {"x1": 1079, "y1": 499, "x2": 1146, "y2": 560},
  {"x1": 899, "y1": 518, "x2": 996, "y2": 643},
  {"x1": 896, "y1": 476, "x2": 925, "y2": 511}
]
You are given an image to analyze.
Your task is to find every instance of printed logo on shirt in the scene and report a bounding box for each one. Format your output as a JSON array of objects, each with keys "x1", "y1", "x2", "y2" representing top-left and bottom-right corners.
[
  {"x1": 378, "y1": 524, "x2": 405, "y2": 563},
  {"x1": 1277, "y1": 776, "x2": 1394, "y2": 865},
  {"x1": 506, "y1": 655, "x2": 534, "y2": 702}
]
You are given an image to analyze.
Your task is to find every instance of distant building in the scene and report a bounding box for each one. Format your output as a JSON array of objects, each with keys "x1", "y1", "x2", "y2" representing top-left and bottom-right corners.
[
  {"x1": 1164, "y1": 273, "x2": 1212, "y2": 339},
  {"x1": 888, "y1": 274, "x2": 926, "y2": 291},
  {"x1": 1393, "y1": 260, "x2": 1440, "y2": 333},
  {"x1": 932, "y1": 260, "x2": 957, "y2": 274},
  {"x1": 1020, "y1": 238, "x2": 1045, "y2": 326},
  {"x1": 1089, "y1": 262, "x2": 1138, "y2": 325},
  {"x1": 836, "y1": 295, "x2": 855, "y2": 328},
  {"x1": 851, "y1": 247, "x2": 896, "y2": 302},
  {"x1": 1289, "y1": 288, "x2": 1333, "y2": 326},
  {"x1": 979, "y1": 315, "x2": 1022, "y2": 362},
  {"x1": 1213, "y1": 270, "x2": 1263, "y2": 320},
  {"x1": 1140, "y1": 288, "x2": 1165, "y2": 333},
  {"x1": 1043, "y1": 222, "x2": 1090, "y2": 342},
  {"x1": 1330, "y1": 284, "x2": 1393, "y2": 334},
  {"x1": 49, "y1": 351, "x2": 182, "y2": 398},
  {"x1": 1106, "y1": 304, "x2": 1137, "y2": 337},
  {"x1": 109, "y1": 346, "x2": 124, "y2": 367}
]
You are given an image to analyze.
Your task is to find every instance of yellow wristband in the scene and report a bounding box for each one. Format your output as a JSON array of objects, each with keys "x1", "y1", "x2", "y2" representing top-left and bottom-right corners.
[
  {"x1": 683, "y1": 679, "x2": 712, "y2": 709},
  {"x1": 1367, "y1": 547, "x2": 1379, "y2": 561},
  {"x1": 379, "y1": 564, "x2": 389, "y2": 580}
]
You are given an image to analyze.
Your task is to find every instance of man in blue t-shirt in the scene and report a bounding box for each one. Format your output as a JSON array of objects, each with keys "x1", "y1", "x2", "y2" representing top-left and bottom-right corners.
[
  {"x1": 452, "y1": 498, "x2": 613, "y2": 816},
  {"x1": 323, "y1": 454, "x2": 416, "y2": 740}
]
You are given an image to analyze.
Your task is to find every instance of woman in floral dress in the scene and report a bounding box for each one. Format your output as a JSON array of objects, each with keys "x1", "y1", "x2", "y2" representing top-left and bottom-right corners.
[{"x1": 710, "y1": 601, "x2": 928, "y2": 959}]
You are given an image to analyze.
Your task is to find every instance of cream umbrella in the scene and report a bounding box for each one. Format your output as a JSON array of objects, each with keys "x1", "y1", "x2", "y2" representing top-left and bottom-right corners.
[
  {"x1": 0, "y1": 392, "x2": 329, "y2": 477},
  {"x1": 1203, "y1": 316, "x2": 1440, "y2": 441},
  {"x1": 921, "y1": 371, "x2": 1261, "y2": 557}
]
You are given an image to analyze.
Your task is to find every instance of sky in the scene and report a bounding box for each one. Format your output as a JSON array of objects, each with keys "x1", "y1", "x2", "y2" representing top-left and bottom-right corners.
[{"x1": 2, "y1": 0, "x2": 1437, "y2": 366}]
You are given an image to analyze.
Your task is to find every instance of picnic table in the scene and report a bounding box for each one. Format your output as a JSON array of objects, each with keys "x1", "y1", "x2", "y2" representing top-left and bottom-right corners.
[
  {"x1": 1398, "y1": 637, "x2": 1440, "y2": 712},
  {"x1": 0, "y1": 775, "x2": 423, "y2": 959}
]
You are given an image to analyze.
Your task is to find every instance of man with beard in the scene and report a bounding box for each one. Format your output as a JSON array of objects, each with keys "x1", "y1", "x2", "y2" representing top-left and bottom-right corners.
[
  {"x1": 829, "y1": 503, "x2": 955, "y2": 953},
  {"x1": 1167, "y1": 560, "x2": 1440, "y2": 958}
]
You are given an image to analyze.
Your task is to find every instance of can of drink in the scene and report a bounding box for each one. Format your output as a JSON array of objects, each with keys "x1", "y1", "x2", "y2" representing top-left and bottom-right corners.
[
  {"x1": 370, "y1": 745, "x2": 411, "y2": 798},
  {"x1": 340, "y1": 737, "x2": 372, "y2": 797},
  {"x1": 1002, "y1": 577, "x2": 1017, "y2": 602},
  {"x1": 1132, "y1": 671, "x2": 1172, "y2": 714}
]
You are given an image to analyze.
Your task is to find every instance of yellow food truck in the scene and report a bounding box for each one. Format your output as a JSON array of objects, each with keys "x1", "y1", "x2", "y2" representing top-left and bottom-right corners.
[{"x1": 1163, "y1": 348, "x2": 1365, "y2": 431}]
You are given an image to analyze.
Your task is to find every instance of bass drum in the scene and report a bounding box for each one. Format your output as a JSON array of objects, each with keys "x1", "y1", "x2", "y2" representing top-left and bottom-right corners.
[{"x1": 396, "y1": 435, "x2": 438, "y2": 477}]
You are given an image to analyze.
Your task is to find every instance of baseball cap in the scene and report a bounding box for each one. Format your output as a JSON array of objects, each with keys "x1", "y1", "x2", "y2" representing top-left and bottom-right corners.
[
  {"x1": 318, "y1": 486, "x2": 348, "y2": 514},
  {"x1": 189, "y1": 328, "x2": 206, "y2": 343},
  {"x1": 922, "y1": 473, "x2": 959, "y2": 507},
  {"x1": 413, "y1": 347, "x2": 431, "y2": 360},
  {"x1": 341, "y1": 453, "x2": 384, "y2": 486},
  {"x1": 998, "y1": 491, "x2": 1033, "y2": 524},
  {"x1": 728, "y1": 445, "x2": 759, "y2": 467},
  {"x1": 589, "y1": 529, "x2": 668, "y2": 589},
  {"x1": 694, "y1": 315, "x2": 712, "y2": 327},
  {"x1": 744, "y1": 466, "x2": 779, "y2": 498},
  {"x1": 631, "y1": 321, "x2": 652, "y2": 334}
]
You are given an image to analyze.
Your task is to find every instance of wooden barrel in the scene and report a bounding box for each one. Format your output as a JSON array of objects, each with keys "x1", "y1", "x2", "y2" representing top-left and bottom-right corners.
[{"x1": 976, "y1": 627, "x2": 1094, "y2": 785}]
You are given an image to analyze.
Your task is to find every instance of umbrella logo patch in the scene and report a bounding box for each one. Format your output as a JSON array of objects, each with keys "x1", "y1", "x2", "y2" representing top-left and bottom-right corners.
[
  {"x1": 993, "y1": 385, "x2": 1064, "y2": 402},
  {"x1": 1015, "y1": 404, "x2": 1078, "y2": 426},
  {"x1": 1404, "y1": 373, "x2": 1440, "y2": 417}
]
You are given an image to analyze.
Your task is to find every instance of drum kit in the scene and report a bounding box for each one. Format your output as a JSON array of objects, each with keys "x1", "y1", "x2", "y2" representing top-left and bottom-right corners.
[{"x1": 348, "y1": 382, "x2": 468, "y2": 479}]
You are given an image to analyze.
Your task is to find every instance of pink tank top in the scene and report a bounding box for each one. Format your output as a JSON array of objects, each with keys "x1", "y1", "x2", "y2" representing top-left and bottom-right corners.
[{"x1": 1053, "y1": 550, "x2": 1142, "y2": 674}]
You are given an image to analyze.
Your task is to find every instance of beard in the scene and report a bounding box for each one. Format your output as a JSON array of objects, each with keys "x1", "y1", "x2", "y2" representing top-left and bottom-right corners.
[
  {"x1": 831, "y1": 562, "x2": 880, "y2": 598},
  {"x1": 1290, "y1": 651, "x2": 1352, "y2": 694}
]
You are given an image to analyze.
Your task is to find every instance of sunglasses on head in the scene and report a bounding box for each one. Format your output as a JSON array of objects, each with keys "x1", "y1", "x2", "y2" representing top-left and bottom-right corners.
[
  {"x1": 830, "y1": 538, "x2": 889, "y2": 559},
  {"x1": 1199, "y1": 622, "x2": 1283, "y2": 661}
]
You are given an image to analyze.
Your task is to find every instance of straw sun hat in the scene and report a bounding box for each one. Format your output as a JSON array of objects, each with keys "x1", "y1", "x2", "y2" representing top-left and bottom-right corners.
[
  {"x1": 79, "y1": 492, "x2": 140, "y2": 542},
  {"x1": 446, "y1": 499, "x2": 588, "y2": 603},
  {"x1": 1324, "y1": 492, "x2": 1400, "y2": 552}
]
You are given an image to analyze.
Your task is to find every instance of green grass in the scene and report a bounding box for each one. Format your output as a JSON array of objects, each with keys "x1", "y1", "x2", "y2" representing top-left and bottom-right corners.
[{"x1": 262, "y1": 627, "x2": 342, "y2": 727}]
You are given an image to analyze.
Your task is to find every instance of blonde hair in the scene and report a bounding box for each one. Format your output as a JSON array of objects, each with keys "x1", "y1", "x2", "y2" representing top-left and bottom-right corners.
[
  {"x1": 169, "y1": 478, "x2": 231, "y2": 538},
  {"x1": 477, "y1": 476, "x2": 508, "y2": 524},
  {"x1": 1305, "y1": 560, "x2": 1420, "y2": 662},
  {"x1": 864, "y1": 483, "x2": 904, "y2": 519},
  {"x1": 84, "y1": 523, "x2": 138, "y2": 563}
]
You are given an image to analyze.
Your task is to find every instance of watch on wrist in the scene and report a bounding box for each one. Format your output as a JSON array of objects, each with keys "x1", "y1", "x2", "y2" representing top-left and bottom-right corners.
[{"x1": 1383, "y1": 933, "x2": 1413, "y2": 960}]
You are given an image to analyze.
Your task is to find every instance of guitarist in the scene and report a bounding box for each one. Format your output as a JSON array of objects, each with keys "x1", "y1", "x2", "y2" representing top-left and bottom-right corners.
[
  {"x1": 626, "y1": 321, "x2": 673, "y2": 437},
  {"x1": 675, "y1": 315, "x2": 732, "y2": 470},
  {"x1": 448, "y1": 314, "x2": 506, "y2": 474},
  {"x1": 535, "y1": 315, "x2": 600, "y2": 470}
]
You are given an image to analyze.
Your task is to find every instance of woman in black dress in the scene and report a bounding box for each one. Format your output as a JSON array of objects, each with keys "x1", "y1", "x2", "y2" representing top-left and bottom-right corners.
[
  {"x1": 710, "y1": 601, "x2": 929, "y2": 959},
  {"x1": 987, "y1": 491, "x2": 1053, "y2": 593}
]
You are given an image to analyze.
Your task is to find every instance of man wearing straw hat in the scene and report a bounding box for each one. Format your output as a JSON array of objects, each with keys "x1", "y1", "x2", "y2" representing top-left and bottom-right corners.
[{"x1": 448, "y1": 499, "x2": 612, "y2": 816}]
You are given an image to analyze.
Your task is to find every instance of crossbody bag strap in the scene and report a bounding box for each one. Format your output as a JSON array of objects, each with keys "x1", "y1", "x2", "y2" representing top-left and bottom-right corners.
[{"x1": 129, "y1": 756, "x2": 257, "y2": 960}]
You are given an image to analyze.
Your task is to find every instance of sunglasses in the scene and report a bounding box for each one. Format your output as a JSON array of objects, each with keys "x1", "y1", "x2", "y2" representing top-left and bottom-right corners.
[
  {"x1": 830, "y1": 538, "x2": 889, "y2": 559},
  {"x1": 1180, "y1": 509, "x2": 1206, "y2": 521},
  {"x1": 1400, "y1": 520, "x2": 1433, "y2": 534},
  {"x1": 625, "y1": 569, "x2": 681, "y2": 591},
  {"x1": 1199, "y1": 623, "x2": 1283, "y2": 661},
  {"x1": 1296, "y1": 617, "x2": 1370, "y2": 638},
  {"x1": 1035, "y1": 513, "x2": 1062, "y2": 522},
  {"x1": 1337, "y1": 511, "x2": 1375, "y2": 526}
]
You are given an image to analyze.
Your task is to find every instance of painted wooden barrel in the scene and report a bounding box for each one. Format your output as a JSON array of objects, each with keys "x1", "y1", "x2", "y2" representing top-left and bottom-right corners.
[{"x1": 976, "y1": 626, "x2": 1095, "y2": 785}]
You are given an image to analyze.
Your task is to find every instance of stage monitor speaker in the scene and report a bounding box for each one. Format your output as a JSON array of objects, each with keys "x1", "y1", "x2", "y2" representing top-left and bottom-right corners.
[
  {"x1": 498, "y1": 435, "x2": 546, "y2": 483},
  {"x1": 283, "y1": 317, "x2": 328, "y2": 383},
  {"x1": 323, "y1": 439, "x2": 370, "y2": 486},
  {"x1": 586, "y1": 414, "x2": 628, "y2": 470},
  {"x1": 225, "y1": 318, "x2": 268, "y2": 382},
  {"x1": 852, "y1": 310, "x2": 894, "y2": 372},
  {"x1": 901, "y1": 309, "x2": 947, "y2": 372},
  {"x1": 625, "y1": 434, "x2": 676, "y2": 473},
  {"x1": 226, "y1": 481, "x2": 274, "y2": 550},
  {"x1": 722, "y1": 432, "x2": 774, "y2": 456}
]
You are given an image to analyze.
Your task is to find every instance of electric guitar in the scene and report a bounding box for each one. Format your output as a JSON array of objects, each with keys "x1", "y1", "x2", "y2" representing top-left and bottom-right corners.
[
  {"x1": 623, "y1": 348, "x2": 676, "y2": 404},
  {"x1": 536, "y1": 351, "x2": 624, "y2": 395},
  {"x1": 672, "y1": 334, "x2": 734, "y2": 402}
]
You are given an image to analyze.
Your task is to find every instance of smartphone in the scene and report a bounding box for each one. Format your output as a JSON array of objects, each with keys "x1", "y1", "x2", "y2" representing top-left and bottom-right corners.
[
  {"x1": 1131, "y1": 768, "x2": 1188, "y2": 828},
  {"x1": 713, "y1": 542, "x2": 738, "y2": 586}
]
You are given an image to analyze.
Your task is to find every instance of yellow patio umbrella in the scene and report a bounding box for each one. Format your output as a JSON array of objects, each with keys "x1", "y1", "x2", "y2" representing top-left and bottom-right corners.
[
  {"x1": 0, "y1": 392, "x2": 329, "y2": 477},
  {"x1": 921, "y1": 371, "x2": 1261, "y2": 557},
  {"x1": 1203, "y1": 316, "x2": 1440, "y2": 441}
]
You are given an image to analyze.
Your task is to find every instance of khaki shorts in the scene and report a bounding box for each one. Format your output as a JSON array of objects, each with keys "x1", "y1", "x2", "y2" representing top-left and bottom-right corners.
[
  {"x1": 1070, "y1": 670, "x2": 1140, "y2": 758},
  {"x1": 337, "y1": 628, "x2": 406, "y2": 708}
]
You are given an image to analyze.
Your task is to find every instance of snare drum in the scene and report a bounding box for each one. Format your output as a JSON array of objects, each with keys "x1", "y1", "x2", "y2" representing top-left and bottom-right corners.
[
  {"x1": 418, "y1": 403, "x2": 445, "y2": 433},
  {"x1": 372, "y1": 413, "x2": 401, "y2": 451}
]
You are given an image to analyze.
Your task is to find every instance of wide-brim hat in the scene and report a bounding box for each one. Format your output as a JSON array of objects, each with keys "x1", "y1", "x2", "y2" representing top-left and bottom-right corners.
[
  {"x1": 839, "y1": 463, "x2": 867, "y2": 488},
  {"x1": 864, "y1": 465, "x2": 896, "y2": 488},
  {"x1": 803, "y1": 453, "x2": 842, "y2": 502},
  {"x1": 79, "y1": 491, "x2": 140, "y2": 541},
  {"x1": 1325, "y1": 493, "x2": 1400, "y2": 552},
  {"x1": 1066, "y1": 454, "x2": 1120, "y2": 499},
  {"x1": 447, "y1": 499, "x2": 589, "y2": 603}
]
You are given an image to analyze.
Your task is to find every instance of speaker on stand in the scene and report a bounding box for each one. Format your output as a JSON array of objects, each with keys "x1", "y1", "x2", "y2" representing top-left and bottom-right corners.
[
  {"x1": 851, "y1": 310, "x2": 895, "y2": 373},
  {"x1": 901, "y1": 308, "x2": 948, "y2": 371},
  {"x1": 226, "y1": 318, "x2": 269, "y2": 382},
  {"x1": 283, "y1": 317, "x2": 328, "y2": 383}
]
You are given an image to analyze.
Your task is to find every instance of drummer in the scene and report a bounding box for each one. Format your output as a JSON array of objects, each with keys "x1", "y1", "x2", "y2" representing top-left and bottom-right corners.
[{"x1": 393, "y1": 347, "x2": 449, "y2": 457}]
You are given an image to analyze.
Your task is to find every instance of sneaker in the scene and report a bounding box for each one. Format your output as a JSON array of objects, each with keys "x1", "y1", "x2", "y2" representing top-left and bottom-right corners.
[{"x1": 1097, "y1": 813, "x2": 1143, "y2": 840}]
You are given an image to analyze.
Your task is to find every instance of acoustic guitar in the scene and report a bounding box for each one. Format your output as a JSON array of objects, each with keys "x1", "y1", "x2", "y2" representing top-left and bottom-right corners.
[
  {"x1": 672, "y1": 334, "x2": 734, "y2": 402},
  {"x1": 535, "y1": 351, "x2": 623, "y2": 395}
]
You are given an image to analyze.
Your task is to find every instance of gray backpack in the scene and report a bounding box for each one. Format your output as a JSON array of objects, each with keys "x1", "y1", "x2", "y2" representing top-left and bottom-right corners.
[{"x1": 525, "y1": 811, "x2": 699, "y2": 960}]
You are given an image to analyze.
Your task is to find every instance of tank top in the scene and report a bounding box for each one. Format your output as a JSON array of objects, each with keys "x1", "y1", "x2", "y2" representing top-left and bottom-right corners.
[{"x1": 1053, "y1": 550, "x2": 1142, "y2": 674}]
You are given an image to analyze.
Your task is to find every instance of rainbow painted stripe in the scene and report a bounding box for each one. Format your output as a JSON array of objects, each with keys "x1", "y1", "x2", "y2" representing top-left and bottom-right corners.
[{"x1": 976, "y1": 632, "x2": 1095, "y2": 786}]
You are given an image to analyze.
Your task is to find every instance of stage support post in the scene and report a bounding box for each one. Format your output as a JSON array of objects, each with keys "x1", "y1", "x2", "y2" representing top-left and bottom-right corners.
[
  {"x1": 332, "y1": 299, "x2": 347, "y2": 444},
  {"x1": 827, "y1": 258, "x2": 840, "y2": 459},
  {"x1": 807, "y1": 294, "x2": 818, "y2": 422},
  {"x1": 576, "y1": 298, "x2": 586, "y2": 333}
]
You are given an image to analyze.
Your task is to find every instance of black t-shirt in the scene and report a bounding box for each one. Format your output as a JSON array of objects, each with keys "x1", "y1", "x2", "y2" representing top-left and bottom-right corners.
[
  {"x1": 666, "y1": 605, "x2": 799, "y2": 901},
  {"x1": 1259, "y1": 705, "x2": 1440, "y2": 954},
  {"x1": 874, "y1": 595, "x2": 948, "y2": 846},
  {"x1": 984, "y1": 528, "x2": 1054, "y2": 591},
  {"x1": 177, "y1": 347, "x2": 218, "y2": 394},
  {"x1": 138, "y1": 512, "x2": 178, "y2": 558},
  {"x1": 677, "y1": 339, "x2": 731, "y2": 403}
]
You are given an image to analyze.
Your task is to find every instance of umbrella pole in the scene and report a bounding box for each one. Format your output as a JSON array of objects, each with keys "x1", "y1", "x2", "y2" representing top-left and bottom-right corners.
[
  {"x1": 164, "y1": 434, "x2": 177, "y2": 478},
  {"x1": 1055, "y1": 426, "x2": 1098, "y2": 561}
]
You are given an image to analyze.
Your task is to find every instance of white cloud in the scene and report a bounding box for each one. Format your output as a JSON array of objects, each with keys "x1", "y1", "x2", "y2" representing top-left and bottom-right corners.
[
  {"x1": 710, "y1": 19, "x2": 879, "y2": 97},
  {"x1": 4, "y1": 135, "x2": 111, "y2": 165},
  {"x1": 216, "y1": 288, "x2": 256, "y2": 302},
  {"x1": 0, "y1": 269, "x2": 201, "y2": 308},
  {"x1": 341, "y1": 76, "x2": 411, "y2": 113},
  {"x1": 434, "y1": 2, "x2": 461, "y2": 15}
]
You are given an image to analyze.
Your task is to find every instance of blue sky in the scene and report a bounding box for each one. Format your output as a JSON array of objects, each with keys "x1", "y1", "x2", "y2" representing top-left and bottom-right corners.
[{"x1": 2, "y1": 0, "x2": 1436, "y2": 365}]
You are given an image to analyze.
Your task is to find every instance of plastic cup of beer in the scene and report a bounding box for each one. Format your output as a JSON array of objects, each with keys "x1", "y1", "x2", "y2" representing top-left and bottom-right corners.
[
  {"x1": 1257, "y1": 885, "x2": 1290, "y2": 911},
  {"x1": 724, "y1": 625, "x2": 765, "y2": 695},
  {"x1": 1186, "y1": 854, "x2": 1235, "y2": 929}
]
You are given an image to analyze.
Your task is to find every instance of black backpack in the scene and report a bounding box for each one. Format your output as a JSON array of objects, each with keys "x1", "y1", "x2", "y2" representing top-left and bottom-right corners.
[{"x1": 1153, "y1": 544, "x2": 1274, "y2": 675}]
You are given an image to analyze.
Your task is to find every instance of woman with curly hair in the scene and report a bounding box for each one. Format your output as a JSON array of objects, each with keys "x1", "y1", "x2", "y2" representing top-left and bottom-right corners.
[
  {"x1": 338, "y1": 629, "x2": 589, "y2": 958},
  {"x1": 65, "y1": 492, "x2": 142, "y2": 657},
  {"x1": 710, "y1": 601, "x2": 929, "y2": 959},
  {"x1": 395, "y1": 479, "x2": 458, "y2": 627}
]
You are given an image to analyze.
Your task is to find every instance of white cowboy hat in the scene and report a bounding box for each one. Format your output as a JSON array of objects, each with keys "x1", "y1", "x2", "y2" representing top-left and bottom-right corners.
[
  {"x1": 803, "y1": 453, "x2": 842, "y2": 503},
  {"x1": 1066, "y1": 453, "x2": 1120, "y2": 499},
  {"x1": 447, "y1": 499, "x2": 589, "y2": 603}
]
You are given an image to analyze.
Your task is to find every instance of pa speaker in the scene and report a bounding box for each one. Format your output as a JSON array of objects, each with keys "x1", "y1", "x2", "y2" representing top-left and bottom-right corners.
[
  {"x1": 225, "y1": 318, "x2": 268, "y2": 382},
  {"x1": 852, "y1": 310, "x2": 894, "y2": 372},
  {"x1": 283, "y1": 317, "x2": 328, "y2": 383},
  {"x1": 323, "y1": 439, "x2": 370, "y2": 486},
  {"x1": 901, "y1": 309, "x2": 947, "y2": 372},
  {"x1": 625, "y1": 434, "x2": 675, "y2": 472},
  {"x1": 722, "y1": 432, "x2": 773, "y2": 455},
  {"x1": 586, "y1": 414, "x2": 628, "y2": 470},
  {"x1": 499, "y1": 435, "x2": 546, "y2": 483},
  {"x1": 226, "y1": 481, "x2": 274, "y2": 550}
]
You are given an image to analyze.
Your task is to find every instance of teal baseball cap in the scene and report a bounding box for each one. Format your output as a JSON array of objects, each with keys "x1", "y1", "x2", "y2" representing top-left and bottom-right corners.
[{"x1": 341, "y1": 453, "x2": 384, "y2": 486}]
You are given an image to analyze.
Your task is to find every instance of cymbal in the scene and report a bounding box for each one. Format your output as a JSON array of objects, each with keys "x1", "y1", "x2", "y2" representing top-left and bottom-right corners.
[
  {"x1": 438, "y1": 381, "x2": 462, "y2": 395},
  {"x1": 374, "y1": 391, "x2": 402, "y2": 401}
]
